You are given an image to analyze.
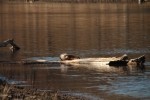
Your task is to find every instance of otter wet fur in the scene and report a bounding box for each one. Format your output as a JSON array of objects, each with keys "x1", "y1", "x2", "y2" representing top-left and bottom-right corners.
[{"x1": 60, "y1": 53, "x2": 80, "y2": 61}]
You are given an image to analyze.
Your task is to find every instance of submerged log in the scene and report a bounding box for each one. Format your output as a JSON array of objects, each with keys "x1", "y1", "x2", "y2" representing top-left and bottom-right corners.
[{"x1": 0, "y1": 39, "x2": 20, "y2": 52}]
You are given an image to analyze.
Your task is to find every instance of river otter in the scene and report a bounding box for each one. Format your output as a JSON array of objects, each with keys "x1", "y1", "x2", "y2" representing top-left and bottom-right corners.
[{"x1": 60, "y1": 53, "x2": 80, "y2": 61}]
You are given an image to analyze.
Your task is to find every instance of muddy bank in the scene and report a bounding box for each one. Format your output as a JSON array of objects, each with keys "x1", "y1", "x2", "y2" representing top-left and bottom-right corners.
[{"x1": 0, "y1": 79, "x2": 87, "y2": 100}]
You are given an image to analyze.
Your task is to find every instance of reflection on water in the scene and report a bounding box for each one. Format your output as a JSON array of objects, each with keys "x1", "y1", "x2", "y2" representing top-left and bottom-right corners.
[
  {"x1": 110, "y1": 76, "x2": 150, "y2": 98},
  {"x1": 0, "y1": 2, "x2": 150, "y2": 99},
  {"x1": 0, "y1": 63, "x2": 149, "y2": 99}
]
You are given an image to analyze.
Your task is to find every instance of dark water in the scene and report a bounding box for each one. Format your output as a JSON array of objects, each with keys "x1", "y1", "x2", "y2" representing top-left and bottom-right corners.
[{"x1": 0, "y1": 2, "x2": 150, "y2": 100}]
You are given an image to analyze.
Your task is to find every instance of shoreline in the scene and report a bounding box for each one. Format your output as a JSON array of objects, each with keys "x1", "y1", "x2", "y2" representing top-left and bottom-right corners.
[
  {"x1": 0, "y1": 79, "x2": 88, "y2": 100},
  {"x1": 0, "y1": 78, "x2": 144, "y2": 100}
]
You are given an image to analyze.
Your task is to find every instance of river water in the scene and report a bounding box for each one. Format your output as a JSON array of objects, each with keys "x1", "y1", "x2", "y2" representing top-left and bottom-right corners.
[{"x1": 0, "y1": 2, "x2": 150, "y2": 100}]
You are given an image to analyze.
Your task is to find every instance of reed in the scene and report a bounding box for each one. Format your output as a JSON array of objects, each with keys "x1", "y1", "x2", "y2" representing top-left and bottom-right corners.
[
  {"x1": 0, "y1": 80, "x2": 87, "y2": 100},
  {"x1": 0, "y1": 84, "x2": 11, "y2": 100}
]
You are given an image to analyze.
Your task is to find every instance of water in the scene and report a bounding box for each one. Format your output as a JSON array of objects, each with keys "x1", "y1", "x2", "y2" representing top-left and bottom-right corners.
[{"x1": 0, "y1": 2, "x2": 150, "y2": 100}]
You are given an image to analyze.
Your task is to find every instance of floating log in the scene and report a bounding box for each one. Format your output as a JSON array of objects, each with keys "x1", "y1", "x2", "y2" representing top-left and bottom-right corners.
[
  {"x1": 61, "y1": 54, "x2": 145, "y2": 67},
  {"x1": 60, "y1": 54, "x2": 128, "y2": 66},
  {"x1": 22, "y1": 54, "x2": 145, "y2": 67},
  {"x1": 0, "y1": 53, "x2": 145, "y2": 73},
  {"x1": 0, "y1": 50, "x2": 145, "y2": 68},
  {"x1": 61, "y1": 57, "x2": 120, "y2": 66}
]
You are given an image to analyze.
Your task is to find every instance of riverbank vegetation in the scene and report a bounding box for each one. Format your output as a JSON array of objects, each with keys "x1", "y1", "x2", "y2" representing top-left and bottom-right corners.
[{"x1": 0, "y1": 79, "x2": 87, "y2": 100}]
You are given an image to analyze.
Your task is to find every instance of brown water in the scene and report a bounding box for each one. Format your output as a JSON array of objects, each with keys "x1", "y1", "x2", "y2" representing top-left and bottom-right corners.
[{"x1": 0, "y1": 2, "x2": 150, "y2": 100}]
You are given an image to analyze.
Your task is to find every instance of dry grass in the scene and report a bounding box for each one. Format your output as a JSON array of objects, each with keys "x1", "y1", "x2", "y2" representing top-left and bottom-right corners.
[{"x1": 0, "y1": 80, "x2": 87, "y2": 100}]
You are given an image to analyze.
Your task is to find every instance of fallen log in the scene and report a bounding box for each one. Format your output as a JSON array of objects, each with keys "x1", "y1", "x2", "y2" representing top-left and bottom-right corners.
[
  {"x1": 20, "y1": 54, "x2": 145, "y2": 73},
  {"x1": 61, "y1": 54, "x2": 145, "y2": 67},
  {"x1": 0, "y1": 39, "x2": 20, "y2": 52},
  {"x1": 0, "y1": 54, "x2": 145, "y2": 73},
  {"x1": 60, "y1": 54, "x2": 128, "y2": 66},
  {"x1": 22, "y1": 54, "x2": 145, "y2": 67}
]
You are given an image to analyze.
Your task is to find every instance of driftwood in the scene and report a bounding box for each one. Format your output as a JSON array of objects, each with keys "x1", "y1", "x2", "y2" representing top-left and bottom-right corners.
[
  {"x1": 0, "y1": 50, "x2": 146, "y2": 68},
  {"x1": 127, "y1": 55, "x2": 145, "y2": 66},
  {"x1": 0, "y1": 39, "x2": 20, "y2": 52},
  {"x1": 22, "y1": 54, "x2": 145, "y2": 67},
  {"x1": 108, "y1": 55, "x2": 145, "y2": 66},
  {"x1": 60, "y1": 54, "x2": 145, "y2": 67}
]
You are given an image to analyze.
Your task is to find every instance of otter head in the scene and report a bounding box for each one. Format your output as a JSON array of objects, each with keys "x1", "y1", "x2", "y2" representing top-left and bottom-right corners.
[
  {"x1": 60, "y1": 53, "x2": 69, "y2": 61},
  {"x1": 60, "y1": 53, "x2": 80, "y2": 61}
]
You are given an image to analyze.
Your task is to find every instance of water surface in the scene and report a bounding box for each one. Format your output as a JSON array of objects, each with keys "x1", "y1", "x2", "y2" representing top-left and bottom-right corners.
[{"x1": 0, "y1": 2, "x2": 150, "y2": 100}]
